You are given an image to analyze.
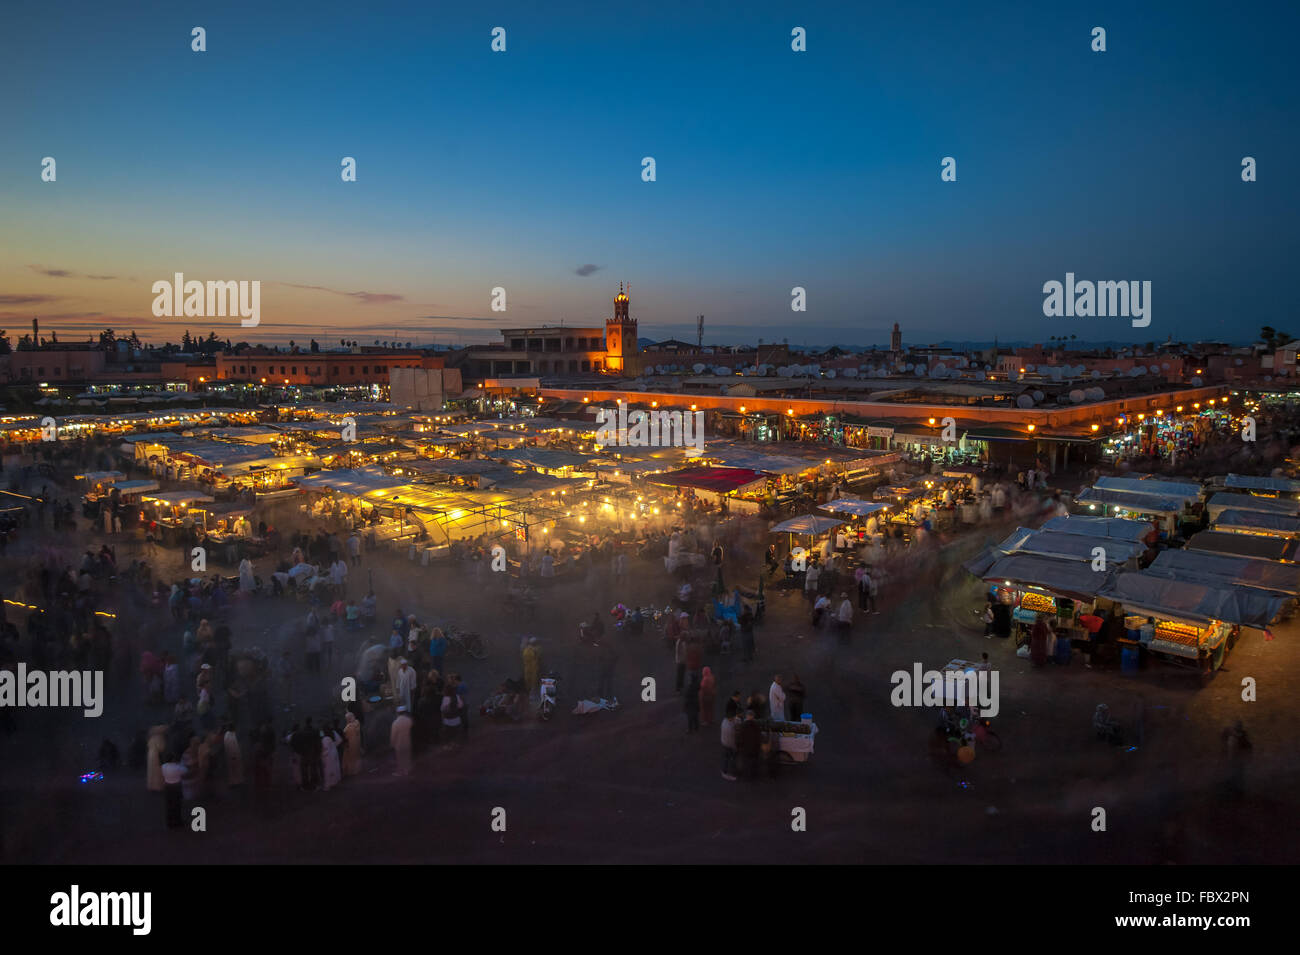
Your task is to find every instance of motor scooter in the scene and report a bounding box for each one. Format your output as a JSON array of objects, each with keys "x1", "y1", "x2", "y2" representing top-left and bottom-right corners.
[{"x1": 538, "y1": 673, "x2": 560, "y2": 721}]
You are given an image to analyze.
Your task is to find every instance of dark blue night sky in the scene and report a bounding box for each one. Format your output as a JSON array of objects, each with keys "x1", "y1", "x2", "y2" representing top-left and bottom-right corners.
[{"x1": 3, "y1": 0, "x2": 1295, "y2": 346}]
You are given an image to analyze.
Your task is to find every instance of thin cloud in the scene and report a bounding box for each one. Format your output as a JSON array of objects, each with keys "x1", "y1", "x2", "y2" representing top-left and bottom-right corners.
[
  {"x1": 416, "y1": 314, "x2": 501, "y2": 323},
  {"x1": 276, "y1": 282, "x2": 406, "y2": 305},
  {"x1": 574, "y1": 264, "x2": 602, "y2": 277},
  {"x1": 0, "y1": 294, "x2": 63, "y2": 305},
  {"x1": 27, "y1": 265, "x2": 119, "y2": 280}
]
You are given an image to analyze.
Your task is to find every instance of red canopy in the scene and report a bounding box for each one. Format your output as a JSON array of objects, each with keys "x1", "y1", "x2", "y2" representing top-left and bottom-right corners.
[{"x1": 649, "y1": 467, "x2": 768, "y2": 494}]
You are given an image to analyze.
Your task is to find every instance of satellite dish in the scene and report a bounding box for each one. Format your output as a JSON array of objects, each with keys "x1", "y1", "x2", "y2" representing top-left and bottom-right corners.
[
  {"x1": 692, "y1": 363, "x2": 706, "y2": 374},
  {"x1": 1016, "y1": 395, "x2": 1034, "y2": 409},
  {"x1": 1091, "y1": 370, "x2": 1101, "y2": 379},
  {"x1": 905, "y1": 363, "x2": 915, "y2": 372},
  {"x1": 720, "y1": 385, "x2": 729, "y2": 395},
  {"x1": 1069, "y1": 389, "x2": 1085, "y2": 403},
  {"x1": 1025, "y1": 364, "x2": 1036, "y2": 373},
  {"x1": 825, "y1": 369, "x2": 837, "y2": 379},
  {"x1": 1191, "y1": 376, "x2": 1203, "y2": 386},
  {"x1": 932, "y1": 362, "x2": 947, "y2": 376},
  {"x1": 1032, "y1": 390, "x2": 1045, "y2": 402},
  {"x1": 1162, "y1": 362, "x2": 1170, "y2": 370},
  {"x1": 843, "y1": 368, "x2": 858, "y2": 378}
]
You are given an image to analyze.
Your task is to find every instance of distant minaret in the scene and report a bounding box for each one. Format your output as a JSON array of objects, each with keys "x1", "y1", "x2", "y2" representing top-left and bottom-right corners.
[
  {"x1": 605, "y1": 283, "x2": 638, "y2": 373},
  {"x1": 890, "y1": 322, "x2": 902, "y2": 353}
]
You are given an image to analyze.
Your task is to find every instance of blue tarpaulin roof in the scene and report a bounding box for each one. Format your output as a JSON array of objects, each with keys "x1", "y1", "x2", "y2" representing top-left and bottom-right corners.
[{"x1": 1098, "y1": 570, "x2": 1285, "y2": 628}]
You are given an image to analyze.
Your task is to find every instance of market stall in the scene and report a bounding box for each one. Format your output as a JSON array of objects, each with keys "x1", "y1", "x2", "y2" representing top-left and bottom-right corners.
[
  {"x1": 1039, "y1": 514, "x2": 1156, "y2": 544},
  {"x1": 972, "y1": 552, "x2": 1113, "y2": 647},
  {"x1": 1072, "y1": 486, "x2": 1186, "y2": 538},
  {"x1": 139, "y1": 490, "x2": 216, "y2": 544},
  {"x1": 1144, "y1": 549, "x2": 1300, "y2": 612},
  {"x1": 968, "y1": 526, "x2": 1146, "y2": 574},
  {"x1": 647, "y1": 466, "x2": 770, "y2": 513},
  {"x1": 818, "y1": 498, "x2": 891, "y2": 546},
  {"x1": 1223, "y1": 473, "x2": 1300, "y2": 498},
  {"x1": 1094, "y1": 476, "x2": 1204, "y2": 505},
  {"x1": 1212, "y1": 509, "x2": 1300, "y2": 538},
  {"x1": 1096, "y1": 571, "x2": 1282, "y2": 675},
  {"x1": 1206, "y1": 491, "x2": 1300, "y2": 522},
  {"x1": 1184, "y1": 529, "x2": 1299, "y2": 563}
]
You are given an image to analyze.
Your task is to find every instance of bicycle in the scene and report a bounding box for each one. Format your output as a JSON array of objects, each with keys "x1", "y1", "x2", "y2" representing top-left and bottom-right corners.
[{"x1": 445, "y1": 626, "x2": 488, "y2": 660}]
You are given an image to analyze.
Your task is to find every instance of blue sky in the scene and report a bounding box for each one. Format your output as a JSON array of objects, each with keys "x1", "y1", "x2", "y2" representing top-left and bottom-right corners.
[{"x1": 2, "y1": 0, "x2": 1296, "y2": 347}]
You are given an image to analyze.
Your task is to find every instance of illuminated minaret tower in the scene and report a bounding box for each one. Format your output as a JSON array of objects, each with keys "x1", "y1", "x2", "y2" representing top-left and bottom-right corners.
[{"x1": 604, "y1": 282, "x2": 638, "y2": 373}]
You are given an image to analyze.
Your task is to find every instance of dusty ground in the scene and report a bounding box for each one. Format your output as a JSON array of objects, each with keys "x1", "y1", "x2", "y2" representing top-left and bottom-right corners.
[{"x1": 3, "y1": 484, "x2": 1298, "y2": 865}]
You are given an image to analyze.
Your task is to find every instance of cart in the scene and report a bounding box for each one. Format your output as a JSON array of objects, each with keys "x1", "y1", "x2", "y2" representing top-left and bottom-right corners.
[{"x1": 765, "y1": 719, "x2": 817, "y2": 764}]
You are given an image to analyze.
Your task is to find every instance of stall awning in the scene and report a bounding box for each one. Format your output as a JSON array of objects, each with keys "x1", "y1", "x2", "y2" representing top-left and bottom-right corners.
[
  {"x1": 1098, "y1": 571, "x2": 1285, "y2": 628},
  {"x1": 486, "y1": 447, "x2": 594, "y2": 470},
  {"x1": 771, "y1": 514, "x2": 846, "y2": 535},
  {"x1": 1040, "y1": 515, "x2": 1155, "y2": 542},
  {"x1": 112, "y1": 479, "x2": 160, "y2": 495},
  {"x1": 1185, "y1": 530, "x2": 1299, "y2": 563},
  {"x1": 1207, "y1": 492, "x2": 1300, "y2": 518},
  {"x1": 1095, "y1": 476, "x2": 1203, "y2": 504},
  {"x1": 974, "y1": 527, "x2": 1146, "y2": 570},
  {"x1": 1147, "y1": 550, "x2": 1300, "y2": 597},
  {"x1": 76, "y1": 470, "x2": 126, "y2": 483},
  {"x1": 647, "y1": 467, "x2": 768, "y2": 494},
  {"x1": 1213, "y1": 509, "x2": 1300, "y2": 537},
  {"x1": 296, "y1": 468, "x2": 407, "y2": 497},
  {"x1": 702, "y1": 446, "x2": 811, "y2": 475},
  {"x1": 819, "y1": 499, "x2": 891, "y2": 517},
  {"x1": 965, "y1": 427, "x2": 1031, "y2": 442},
  {"x1": 976, "y1": 553, "x2": 1112, "y2": 600},
  {"x1": 1224, "y1": 473, "x2": 1300, "y2": 495},
  {"x1": 1075, "y1": 487, "x2": 1184, "y2": 516},
  {"x1": 142, "y1": 491, "x2": 215, "y2": 506}
]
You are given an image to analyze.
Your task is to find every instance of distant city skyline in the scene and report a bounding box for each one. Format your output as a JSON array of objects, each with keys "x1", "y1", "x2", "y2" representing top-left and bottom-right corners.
[{"x1": 3, "y1": 1, "x2": 1296, "y2": 348}]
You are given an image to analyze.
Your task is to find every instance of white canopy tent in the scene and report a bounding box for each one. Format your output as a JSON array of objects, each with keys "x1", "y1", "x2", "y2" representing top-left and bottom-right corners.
[
  {"x1": 819, "y1": 499, "x2": 891, "y2": 517},
  {"x1": 771, "y1": 514, "x2": 846, "y2": 535}
]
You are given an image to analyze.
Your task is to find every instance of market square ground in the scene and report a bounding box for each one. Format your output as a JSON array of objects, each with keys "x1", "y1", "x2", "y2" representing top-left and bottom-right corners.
[{"x1": 2, "y1": 498, "x2": 1297, "y2": 865}]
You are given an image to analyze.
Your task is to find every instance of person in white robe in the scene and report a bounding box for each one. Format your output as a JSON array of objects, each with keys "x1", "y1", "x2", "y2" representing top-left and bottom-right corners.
[
  {"x1": 342, "y1": 712, "x2": 362, "y2": 776},
  {"x1": 395, "y1": 659, "x2": 418, "y2": 712},
  {"x1": 320, "y1": 729, "x2": 342, "y2": 790},
  {"x1": 390, "y1": 706, "x2": 413, "y2": 776},
  {"x1": 239, "y1": 558, "x2": 255, "y2": 593},
  {"x1": 223, "y1": 726, "x2": 244, "y2": 786}
]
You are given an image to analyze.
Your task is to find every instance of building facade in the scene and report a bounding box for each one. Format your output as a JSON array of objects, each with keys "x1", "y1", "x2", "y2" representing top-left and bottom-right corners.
[
  {"x1": 455, "y1": 285, "x2": 643, "y2": 380},
  {"x1": 212, "y1": 349, "x2": 442, "y2": 386}
]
